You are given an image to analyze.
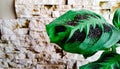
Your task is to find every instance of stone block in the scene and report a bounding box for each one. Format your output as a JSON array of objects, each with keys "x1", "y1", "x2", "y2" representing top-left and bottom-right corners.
[
  {"x1": 68, "y1": 0, "x2": 83, "y2": 5},
  {"x1": 15, "y1": 0, "x2": 66, "y2": 5},
  {"x1": 36, "y1": 64, "x2": 65, "y2": 69}
]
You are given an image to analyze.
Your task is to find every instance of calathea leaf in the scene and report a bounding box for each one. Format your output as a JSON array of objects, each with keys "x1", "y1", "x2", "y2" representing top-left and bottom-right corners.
[
  {"x1": 46, "y1": 9, "x2": 120, "y2": 58},
  {"x1": 113, "y1": 8, "x2": 120, "y2": 29},
  {"x1": 79, "y1": 51, "x2": 120, "y2": 69}
]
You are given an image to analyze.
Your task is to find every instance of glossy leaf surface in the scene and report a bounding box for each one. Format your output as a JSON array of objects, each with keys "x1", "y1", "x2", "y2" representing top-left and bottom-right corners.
[
  {"x1": 80, "y1": 51, "x2": 120, "y2": 69},
  {"x1": 46, "y1": 9, "x2": 120, "y2": 57},
  {"x1": 113, "y1": 8, "x2": 120, "y2": 29}
]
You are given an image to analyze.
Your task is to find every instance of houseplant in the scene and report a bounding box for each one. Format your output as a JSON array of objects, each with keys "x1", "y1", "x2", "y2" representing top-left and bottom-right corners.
[{"x1": 46, "y1": 8, "x2": 120, "y2": 69}]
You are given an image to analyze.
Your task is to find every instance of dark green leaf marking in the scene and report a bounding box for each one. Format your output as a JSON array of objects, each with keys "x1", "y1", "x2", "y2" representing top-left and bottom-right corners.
[
  {"x1": 67, "y1": 21, "x2": 78, "y2": 26},
  {"x1": 103, "y1": 24, "x2": 111, "y2": 32},
  {"x1": 88, "y1": 25, "x2": 102, "y2": 38},
  {"x1": 68, "y1": 29, "x2": 86, "y2": 42},
  {"x1": 55, "y1": 26, "x2": 66, "y2": 33}
]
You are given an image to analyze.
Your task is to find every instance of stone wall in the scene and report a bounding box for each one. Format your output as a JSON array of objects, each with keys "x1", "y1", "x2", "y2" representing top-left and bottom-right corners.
[{"x1": 0, "y1": 0, "x2": 120, "y2": 69}]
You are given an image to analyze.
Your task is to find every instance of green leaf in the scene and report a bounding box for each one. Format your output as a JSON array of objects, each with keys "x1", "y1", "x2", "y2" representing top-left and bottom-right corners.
[
  {"x1": 79, "y1": 51, "x2": 120, "y2": 69},
  {"x1": 113, "y1": 8, "x2": 120, "y2": 29},
  {"x1": 46, "y1": 9, "x2": 120, "y2": 58}
]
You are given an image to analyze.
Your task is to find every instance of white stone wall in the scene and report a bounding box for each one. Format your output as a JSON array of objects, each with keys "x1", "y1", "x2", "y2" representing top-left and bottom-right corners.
[
  {"x1": 0, "y1": 19, "x2": 84, "y2": 69},
  {"x1": 0, "y1": 0, "x2": 120, "y2": 69}
]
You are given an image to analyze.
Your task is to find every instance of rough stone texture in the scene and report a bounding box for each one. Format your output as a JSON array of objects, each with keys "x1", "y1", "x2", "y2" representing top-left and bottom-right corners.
[
  {"x1": 15, "y1": 0, "x2": 120, "y2": 24},
  {"x1": 15, "y1": 0, "x2": 66, "y2": 5},
  {"x1": 0, "y1": 19, "x2": 82, "y2": 69},
  {"x1": 0, "y1": 0, "x2": 120, "y2": 69}
]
